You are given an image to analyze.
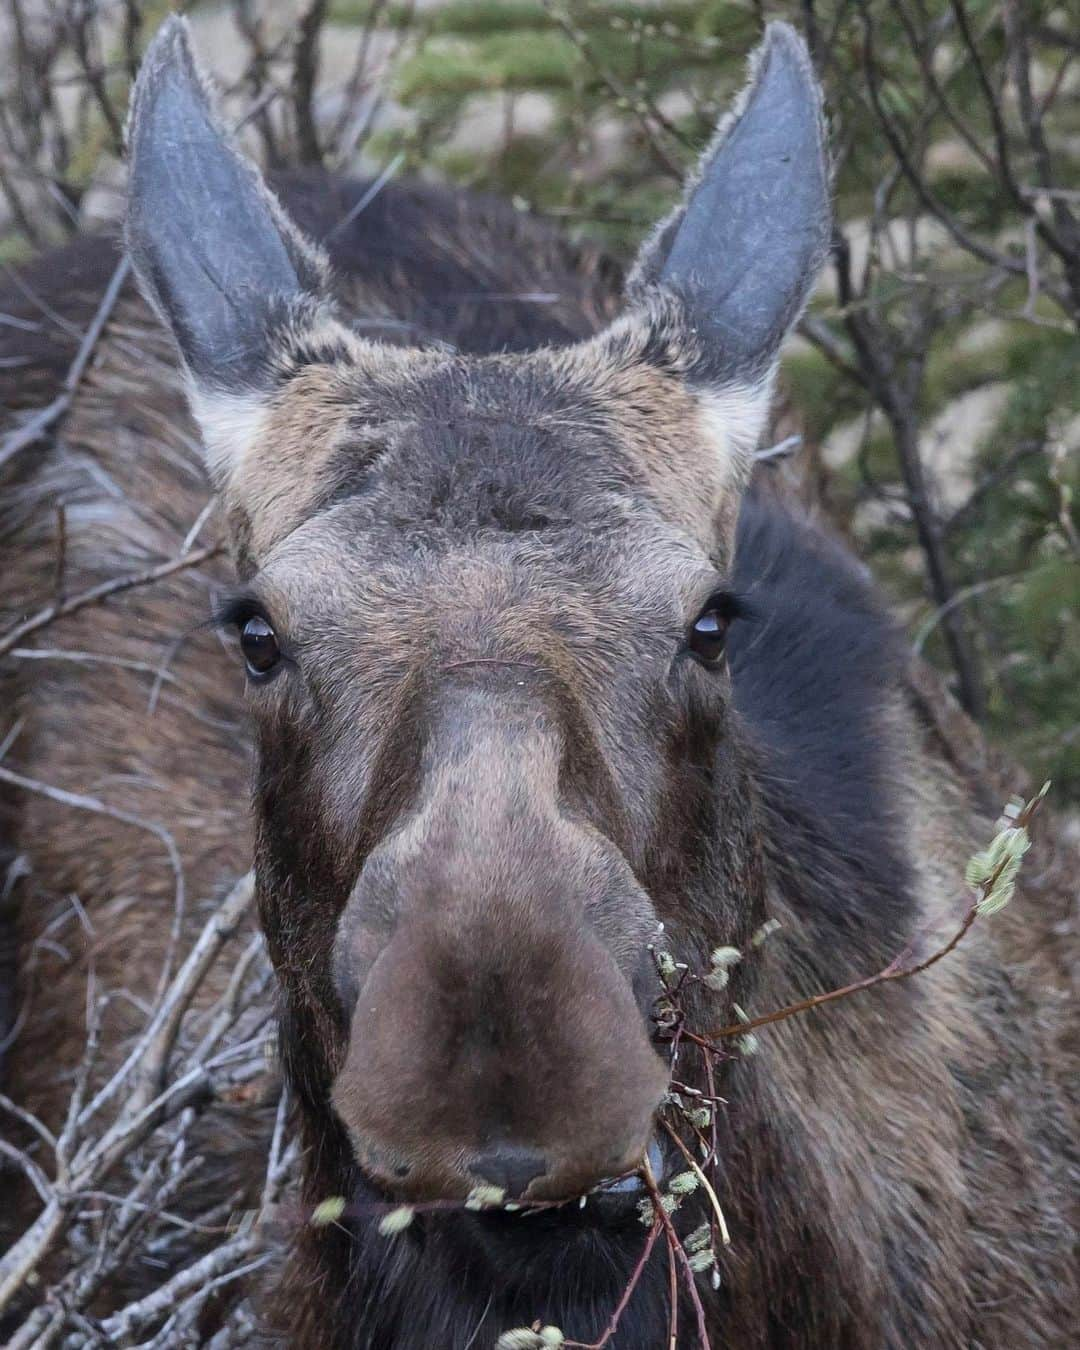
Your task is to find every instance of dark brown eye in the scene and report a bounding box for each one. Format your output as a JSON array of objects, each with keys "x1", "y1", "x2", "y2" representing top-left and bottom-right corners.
[
  {"x1": 240, "y1": 615, "x2": 281, "y2": 676},
  {"x1": 688, "y1": 600, "x2": 734, "y2": 666}
]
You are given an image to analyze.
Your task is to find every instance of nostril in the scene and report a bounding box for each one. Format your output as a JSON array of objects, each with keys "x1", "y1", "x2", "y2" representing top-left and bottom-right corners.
[{"x1": 471, "y1": 1146, "x2": 548, "y2": 1199}]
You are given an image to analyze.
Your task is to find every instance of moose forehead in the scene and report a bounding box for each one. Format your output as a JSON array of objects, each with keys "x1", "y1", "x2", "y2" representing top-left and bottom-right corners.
[{"x1": 224, "y1": 338, "x2": 741, "y2": 567}]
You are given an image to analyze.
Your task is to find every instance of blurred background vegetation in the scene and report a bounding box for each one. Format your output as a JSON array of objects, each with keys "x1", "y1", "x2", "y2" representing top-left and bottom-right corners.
[{"x1": 1, "y1": 0, "x2": 1077, "y2": 800}]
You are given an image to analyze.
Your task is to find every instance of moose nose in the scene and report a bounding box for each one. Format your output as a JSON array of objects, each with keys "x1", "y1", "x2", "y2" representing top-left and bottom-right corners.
[{"x1": 471, "y1": 1146, "x2": 549, "y2": 1199}]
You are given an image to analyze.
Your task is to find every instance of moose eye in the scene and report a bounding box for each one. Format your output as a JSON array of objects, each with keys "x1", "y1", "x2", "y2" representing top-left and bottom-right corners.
[
  {"x1": 688, "y1": 594, "x2": 741, "y2": 666},
  {"x1": 240, "y1": 615, "x2": 281, "y2": 676}
]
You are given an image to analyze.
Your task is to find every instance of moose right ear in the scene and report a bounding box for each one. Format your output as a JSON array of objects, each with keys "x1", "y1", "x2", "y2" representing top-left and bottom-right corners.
[
  {"x1": 620, "y1": 22, "x2": 831, "y2": 484},
  {"x1": 629, "y1": 22, "x2": 831, "y2": 385},
  {"x1": 125, "y1": 17, "x2": 335, "y2": 481}
]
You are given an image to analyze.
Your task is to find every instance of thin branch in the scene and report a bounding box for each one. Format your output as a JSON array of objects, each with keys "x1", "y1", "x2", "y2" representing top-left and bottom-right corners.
[
  {"x1": 0, "y1": 1091, "x2": 58, "y2": 1152},
  {"x1": 0, "y1": 873, "x2": 261, "y2": 1324},
  {"x1": 74, "y1": 872, "x2": 255, "y2": 1140},
  {"x1": 642, "y1": 1160, "x2": 710, "y2": 1349},
  {"x1": 706, "y1": 793, "x2": 1045, "y2": 1041},
  {"x1": 944, "y1": 441, "x2": 1045, "y2": 534},
  {"x1": 854, "y1": 3, "x2": 1026, "y2": 282},
  {"x1": 0, "y1": 255, "x2": 131, "y2": 471},
  {"x1": 0, "y1": 543, "x2": 222, "y2": 659},
  {"x1": 0, "y1": 1137, "x2": 55, "y2": 1205},
  {"x1": 658, "y1": 1118, "x2": 729, "y2": 1247},
  {"x1": 540, "y1": 1, "x2": 685, "y2": 181},
  {"x1": 7, "y1": 646, "x2": 180, "y2": 685},
  {"x1": 291, "y1": 0, "x2": 328, "y2": 164},
  {"x1": 0, "y1": 766, "x2": 186, "y2": 1008},
  {"x1": 798, "y1": 313, "x2": 870, "y2": 390},
  {"x1": 1001, "y1": 0, "x2": 1080, "y2": 315},
  {"x1": 563, "y1": 1217, "x2": 664, "y2": 1349},
  {"x1": 912, "y1": 572, "x2": 1024, "y2": 654}
]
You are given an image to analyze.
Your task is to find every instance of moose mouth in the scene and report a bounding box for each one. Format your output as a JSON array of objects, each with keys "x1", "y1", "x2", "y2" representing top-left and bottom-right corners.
[
  {"x1": 593, "y1": 1137, "x2": 666, "y2": 1198},
  {"x1": 348, "y1": 1136, "x2": 669, "y2": 1232}
]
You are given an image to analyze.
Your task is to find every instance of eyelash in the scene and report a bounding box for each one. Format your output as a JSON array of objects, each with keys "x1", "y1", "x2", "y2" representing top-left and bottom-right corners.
[
  {"x1": 209, "y1": 594, "x2": 268, "y2": 633},
  {"x1": 702, "y1": 590, "x2": 750, "y2": 621}
]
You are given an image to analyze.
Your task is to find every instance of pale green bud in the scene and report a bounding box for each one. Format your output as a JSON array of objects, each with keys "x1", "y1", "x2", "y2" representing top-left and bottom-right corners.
[
  {"x1": 656, "y1": 950, "x2": 678, "y2": 985},
  {"x1": 710, "y1": 946, "x2": 742, "y2": 969},
  {"x1": 965, "y1": 852, "x2": 994, "y2": 887},
  {"x1": 465, "y1": 1184, "x2": 507, "y2": 1210},
  {"x1": 495, "y1": 1331, "x2": 544, "y2": 1350},
  {"x1": 377, "y1": 1205, "x2": 415, "y2": 1236},
  {"x1": 705, "y1": 947, "x2": 741, "y2": 989},
  {"x1": 311, "y1": 1196, "x2": 346, "y2": 1226},
  {"x1": 669, "y1": 1170, "x2": 700, "y2": 1196},
  {"x1": 972, "y1": 825, "x2": 1031, "y2": 915},
  {"x1": 751, "y1": 918, "x2": 782, "y2": 947}
]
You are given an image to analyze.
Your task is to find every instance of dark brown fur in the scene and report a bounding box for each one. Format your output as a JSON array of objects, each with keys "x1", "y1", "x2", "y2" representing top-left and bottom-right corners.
[{"x1": 2, "y1": 29, "x2": 1076, "y2": 1349}]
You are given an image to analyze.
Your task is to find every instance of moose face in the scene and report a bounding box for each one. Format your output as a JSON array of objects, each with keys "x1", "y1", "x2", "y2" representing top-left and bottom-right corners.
[
  {"x1": 126, "y1": 19, "x2": 829, "y2": 1207},
  {"x1": 216, "y1": 347, "x2": 749, "y2": 1203}
]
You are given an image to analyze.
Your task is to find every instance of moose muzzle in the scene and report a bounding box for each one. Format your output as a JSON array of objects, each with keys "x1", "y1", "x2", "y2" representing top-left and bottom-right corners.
[{"x1": 330, "y1": 685, "x2": 669, "y2": 1203}]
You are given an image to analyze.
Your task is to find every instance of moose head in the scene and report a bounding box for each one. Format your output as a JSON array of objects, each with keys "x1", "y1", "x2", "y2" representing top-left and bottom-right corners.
[{"x1": 126, "y1": 17, "x2": 830, "y2": 1208}]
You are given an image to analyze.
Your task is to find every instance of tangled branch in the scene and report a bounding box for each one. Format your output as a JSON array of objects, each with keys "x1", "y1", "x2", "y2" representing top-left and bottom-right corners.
[{"x1": 0, "y1": 871, "x2": 293, "y2": 1347}]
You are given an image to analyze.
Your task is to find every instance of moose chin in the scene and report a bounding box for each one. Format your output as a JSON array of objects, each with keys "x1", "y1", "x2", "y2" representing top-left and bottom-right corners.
[{"x1": 1, "y1": 12, "x2": 1074, "y2": 1350}]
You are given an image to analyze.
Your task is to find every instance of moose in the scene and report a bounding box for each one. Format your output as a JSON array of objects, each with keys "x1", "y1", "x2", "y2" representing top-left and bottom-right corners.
[{"x1": 0, "y1": 16, "x2": 1075, "y2": 1348}]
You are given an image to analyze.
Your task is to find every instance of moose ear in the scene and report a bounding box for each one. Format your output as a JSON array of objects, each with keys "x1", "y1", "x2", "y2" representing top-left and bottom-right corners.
[
  {"x1": 125, "y1": 17, "x2": 335, "y2": 481},
  {"x1": 628, "y1": 23, "x2": 830, "y2": 428}
]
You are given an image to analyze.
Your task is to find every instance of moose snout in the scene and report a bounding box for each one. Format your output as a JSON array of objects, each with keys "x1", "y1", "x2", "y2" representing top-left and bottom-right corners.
[
  {"x1": 331, "y1": 906, "x2": 668, "y2": 1202},
  {"x1": 328, "y1": 707, "x2": 669, "y2": 1203}
]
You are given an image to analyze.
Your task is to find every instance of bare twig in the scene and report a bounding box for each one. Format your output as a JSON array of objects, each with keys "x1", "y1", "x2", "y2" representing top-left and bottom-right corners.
[
  {"x1": 912, "y1": 573, "x2": 1025, "y2": 654},
  {"x1": 75, "y1": 872, "x2": 255, "y2": 1139},
  {"x1": 0, "y1": 872, "x2": 265, "y2": 1328},
  {"x1": 291, "y1": 0, "x2": 328, "y2": 164},
  {"x1": 540, "y1": 1, "x2": 685, "y2": 181},
  {"x1": 0, "y1": 543, "x2": 222, "y2": 659},
  {"x1": 0, "y1": 255, "x2": 131, "y2": 471},
  {"x1": 563, "y1": 1214, "x2": 664, "y2": 1350},
  {"x1": 0, "y1": 762, "x2": 188, "y2": 1009},
  {"x1": 705, "y1": 790, "x2": 1047, "y2": 1041}
]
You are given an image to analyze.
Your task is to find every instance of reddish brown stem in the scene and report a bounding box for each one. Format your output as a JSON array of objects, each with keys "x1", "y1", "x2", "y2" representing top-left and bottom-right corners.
[
  {"x1": 707, "y1": 903, "x2": 978, "y2": 1040},
  {"x1": 708, "y1": 796, "x2": 1043, "y2": 1043},
  {"x1": 666, "y1": 1229, "x2": 679, "y2": 1350},
  {"x1": 642, "y1": 1165, "x2": 711, "y2": 1349},
  {"x1": 563, "y1": 1216, "x2": 664, "y2": 1350}
]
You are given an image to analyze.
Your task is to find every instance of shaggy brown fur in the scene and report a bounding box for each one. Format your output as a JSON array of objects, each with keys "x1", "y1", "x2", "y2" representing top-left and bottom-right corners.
[{"x1": 2, "y1": 18, "x2": 1076, "y2": 1350}]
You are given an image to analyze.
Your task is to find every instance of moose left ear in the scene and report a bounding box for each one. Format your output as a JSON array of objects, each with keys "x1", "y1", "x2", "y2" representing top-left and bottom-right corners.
[
  {"x1": 125, "y1": 17, "x2": 344, "y2": 485},
  {"x1": 629, "y1": 22, "x2": 831, "y2": 436}
]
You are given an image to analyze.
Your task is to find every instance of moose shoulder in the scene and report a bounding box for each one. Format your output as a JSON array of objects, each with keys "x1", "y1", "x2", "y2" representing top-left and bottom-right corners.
[{"x1": 0, "y1": 17, "x2": 1074, "y2": 1349}]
